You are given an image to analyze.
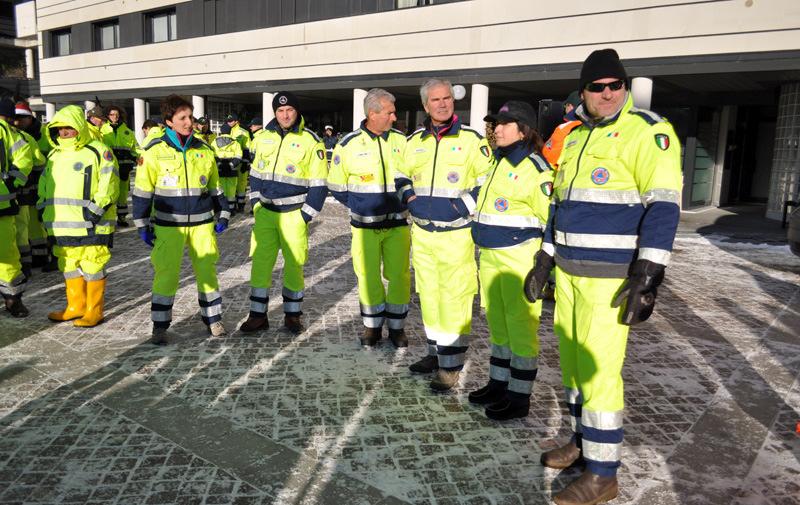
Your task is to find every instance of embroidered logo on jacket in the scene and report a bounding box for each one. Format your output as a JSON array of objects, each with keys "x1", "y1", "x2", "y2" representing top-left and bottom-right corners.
[
  {"x1": 286, "y1": 164, "x2": 296, "y2": 173},
  {"x1": 655, "y1": 134, "x2": 670, "y2": 150},
  {"x1": 541, "y1": 181, "x2": 554, "y2": 197},
  {"x1": 494, "y1": 197, "x2": 509, "y2": 212},
  {"x1": 591, "y1": 167, "x2": 610, "y2": 185},
  {"x1": 447, "y1": 171, "x2": 460, "y2": 183}
]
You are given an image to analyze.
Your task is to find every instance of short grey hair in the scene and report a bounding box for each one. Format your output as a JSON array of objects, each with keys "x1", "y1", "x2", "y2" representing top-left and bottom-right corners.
[
  {"x1": 364, "y1": 88, "x2": 396, "y2": 115},
  {"x1": 420, "y1": 79, "x2": 454, "y2": 105}
]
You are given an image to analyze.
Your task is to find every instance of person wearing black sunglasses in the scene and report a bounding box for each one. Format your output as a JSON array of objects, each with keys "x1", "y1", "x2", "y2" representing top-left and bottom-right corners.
[{"x1": 523, "y1": 48, "x2": 683, "y2": 505}]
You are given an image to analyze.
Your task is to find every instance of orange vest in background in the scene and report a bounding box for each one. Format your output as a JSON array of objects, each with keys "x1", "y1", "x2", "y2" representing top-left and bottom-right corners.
[{"x1": 542, "y1": 119, "x2": 581, "y2": 169}]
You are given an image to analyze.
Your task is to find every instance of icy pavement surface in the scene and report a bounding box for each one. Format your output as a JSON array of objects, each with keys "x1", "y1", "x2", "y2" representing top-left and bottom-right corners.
[{"x1": 2, "y1": 202, "x2": 799, "y2": 505}]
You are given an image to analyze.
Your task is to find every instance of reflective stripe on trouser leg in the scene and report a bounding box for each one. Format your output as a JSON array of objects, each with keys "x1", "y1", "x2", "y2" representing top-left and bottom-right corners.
[
  {"x1": 15, "y1": 207, "x2": 31, "y2": 267},
  {"x1": 117, "y1": 179, "x2": 130, "y2": 216},
  {"x1": 151, "y1": 225, "x2": 190, "y2": 328},
  {"x1": 278, "y1": 209, "x2": 307, "y2": 315},
  {"x1": 565, "y1": 387, "x2": 583, "y2": 436},
  {"x1": 187, "y1": 224, "x2": 221, "y2": 324},
  {"x1": 351, "y1": 226, "x2": 386, "y2": 328},
  {"x1": 53, "y1": 245, "x2": 110, "y2": 281},
  {"x1": 249, "y1": 287, "x2": 269, "y2": 318},
  {"x1": 412, "y1": 225, "x2": 477, "y2": 371},
  {"x1": 28, "y1": 206, "x2": 48, "y2": 259},
  {"x1": 198, "y1": 290, "x2": 222, "y2": 325},
  {"x1": 508, "y1": 354, "x2": 538, "y2": 396},
  {"x1": 489, "y1": 343, "x2": 511, "y2": 382},
  {"x1": 382, "y1": 226, "x2": 410, "y2": 330},
  {"x1": 236, "y1": 169, "x2": 249, "y2": 204},
  {"x1": 554, "y1": 266, "x2": 629, "y2": 477},
  {"x1": 152, "y1": 293, "x2": 174, "y2": 329},
  {"x1": 0, "y1": 216, "x2": 24, "y2": 296},
  {"x1": 220, "y1": 176, "x2": 238, "y2": 210}
]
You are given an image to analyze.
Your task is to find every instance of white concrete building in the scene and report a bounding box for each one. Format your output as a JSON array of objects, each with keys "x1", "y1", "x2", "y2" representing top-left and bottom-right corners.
[{"x1": 12, "y1": 0, "x2": 800, "y2": 218}]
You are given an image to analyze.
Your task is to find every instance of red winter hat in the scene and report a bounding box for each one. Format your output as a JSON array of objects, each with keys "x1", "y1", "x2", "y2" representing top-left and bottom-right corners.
[{"x1": 15, "y1": 102, "x2": 33, "y2": 117}]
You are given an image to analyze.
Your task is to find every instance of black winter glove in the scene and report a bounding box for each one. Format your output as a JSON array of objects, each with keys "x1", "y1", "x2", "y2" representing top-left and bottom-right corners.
[
  {"x1": 523, "y1": 250, "x2": 556, "y2": 302},
  {"x1": 612, "y1": 259, "x2": 666, "y2": 326}
]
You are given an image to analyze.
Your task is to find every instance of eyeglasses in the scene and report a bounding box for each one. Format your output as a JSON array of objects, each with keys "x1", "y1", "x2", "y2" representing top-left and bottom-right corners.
[{"x1": 584, "y1": 80, "x2": 625, "y2": 93}]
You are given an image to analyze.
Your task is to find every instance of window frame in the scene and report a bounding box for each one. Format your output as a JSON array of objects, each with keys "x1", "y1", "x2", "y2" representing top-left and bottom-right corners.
[
  {"x1": 51, "y1": 28, "x2": 71, "y2": 56},
  {"x1": 94, "y1": 18, "x2": 120, "y2": 51},
  {"x1": 145, "y1": 8, "x2": 177, "y2": 44}
]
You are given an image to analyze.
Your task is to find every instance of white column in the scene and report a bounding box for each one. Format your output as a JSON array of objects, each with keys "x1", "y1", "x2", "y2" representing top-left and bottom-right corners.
[
  {"x1": 192, "y1": 95, "x2": 205, "y2": 119},
  {"x1": 45, "y1": 103, "x2": 56, "y2": 122},
  {"x1": 631, "y1": 77, "x2": 653, "y2": 110},
  {"x1": 353, "y1": 88, "x2": 367, "y2": 131},
  {"x1": 469, "y1": 84, "x2": 489, "y2": 136},
  {"x1": 134, "y1": 98, "x2": 146, "y2": 145},
  {"x1": 84, "y1": 100, "x2": 96, "y2": 112},
  {"x1": 262, "y1": 92, "x2": 275, "y2": 125},
  {"x1": 25, "y1": 48, "x2": 34, "y2": 79}
]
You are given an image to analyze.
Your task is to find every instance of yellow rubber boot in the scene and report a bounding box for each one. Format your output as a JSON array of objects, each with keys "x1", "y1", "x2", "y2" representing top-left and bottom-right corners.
[
  {"x1": 48, "y1": 277, "x2": 87, "y2": 322},
  {"x1": 74, "y1": 278, "x2": 106, "y2": 327}
]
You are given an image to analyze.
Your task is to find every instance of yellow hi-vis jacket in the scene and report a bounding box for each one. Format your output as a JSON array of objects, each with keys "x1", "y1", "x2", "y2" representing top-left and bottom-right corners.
[{"x1": 0, "y1": 118, "x2": 33, "y2": 216}]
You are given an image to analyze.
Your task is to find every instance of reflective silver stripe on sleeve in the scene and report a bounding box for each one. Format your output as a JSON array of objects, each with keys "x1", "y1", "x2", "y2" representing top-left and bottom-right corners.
[
  {"x1": 209, "y1": 188, "x2": 223, "y2": 197},
  {"x1": 154, "y1": 210, "x2": 215, "y2": 223},
  {"x1": 476, "y1": 213, "x2": 541, "y2": 228},
  {"x1": 8, "y1": 170, "x2": 28, "y2": 184},
  {"x1": 641, "y1": 188, "x2": 681, "y2": 207},
  {"x1": 327, "y1": 182, "x2": 347, "y2": 192},
  {"x1": 83, "y1": 270, "x2": 106, "y2": 281},
  {"x1": 219, "y1": 210, "x2": 231, "y2": 221},
  {"x1": 259, "y1": 194, "x2": 307, "y2": 206},
  {"x1": 0, "y1": 193, "x2": 17, "y2": 202},
  {"x1": 430, "y1": 187, "x2": 463, "y2": 198},
  {"x1": 154, "y1": 187, "x2": 204, "y2": 197},
  {"x1": 301, "y1": 203, "x2": 319, "y2": 218},
  {"x1": 132, "y1": 188, "x2": 153, "y2": 198},
  {"x1": 460, "y1": 193, "x2": 476, "y2": 214},
  {"x1": 582, "y1": 410, "x2": 623, "y2": 430},
  {"x1": 566, "y1": 188, "x2": 642, "y2": 205},
  {"x1": 637, "y1": 247, "x2": 671, "y2": 265},
  {"x1": 397, "y1": 183, "x2": 412, "y2": 194},
  {"x1": 87, "y1": 202, "x2": 105, "y2": 216},
  {"x1": 554, "y1": 231, "x2": 638, "y2": 249},
  {"x1": 272, "y1": 173, "x2": 310, "y2": 186},
  {"x1": 542, "y1": 242, "x2": 555, "y2": 256},
  {"x1": 307, "y1": 178, "x2": 327, "y2": 187},
  {"x1": 9, "y1": 138, "x2": 27, "y2": 154}
]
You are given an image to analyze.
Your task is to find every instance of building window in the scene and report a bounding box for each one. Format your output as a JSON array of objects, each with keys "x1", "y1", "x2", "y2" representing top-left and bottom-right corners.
[
  {"x1": 147, "y1": 9, "x2": 177, "y2": 43},
  {"x1": 95, "y1": 20, "x2": 120, "y2": 50},
  {"x1": 52, "y1": 29, "x2": 71, "y2": 56},
  {"x1": 397, "y1": 0, "x2": 433, "y2": 7}
]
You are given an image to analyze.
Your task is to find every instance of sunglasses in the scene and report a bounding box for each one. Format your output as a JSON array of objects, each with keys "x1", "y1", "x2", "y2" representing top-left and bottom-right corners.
[{"x1": 584, "y1": 80, "x2": 625, "y2": 93}]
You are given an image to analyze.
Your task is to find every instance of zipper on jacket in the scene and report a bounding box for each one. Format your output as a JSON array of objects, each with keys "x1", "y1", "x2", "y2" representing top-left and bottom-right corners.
[
  {"x1": 429, "y1": 136, "x2": 440, "y2": 197},
  {"x1": 566, "y1": 126, "x2": 595, "y2": 201},
  {"x1": 476, "y1": 158, "x2": 500, "y2": 218},
  {"x1": 182, "y1": 149, "x2": 190, "y2": 223},
  {"x1": 272, "y1": 135, "x2": 285, "y2": 176},
  {"x1": 377, "y1": 137, "x2": 389, "y2": 221}
]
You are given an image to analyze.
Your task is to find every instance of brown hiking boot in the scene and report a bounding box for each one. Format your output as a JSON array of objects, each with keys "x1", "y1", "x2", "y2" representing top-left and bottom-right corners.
[
  {"x1": 239, "y1": 315, "x2": 269, "y2": 333},
  {"x1": 554, "y1": 471, "x2": 618, "y2": 505},
  {"x1": 284, "y1": 314, "x2": 303, "y2": 334},
  {"x1": 151, "y1": 327, "x2": 169, "y2": 345},
  {"x1": 409, "y1": 355, "x2": 438, "y2": 374},
  {"x1": 5, "y1": 295, "x2": 29, "y2": 318},
  {"x1": 429, "y1": 369, "x2": 460, "y2": 392},
  {"x1": 388, "y1": 328, "x2": 408, "y2": 348},
  {"x1": 360, "y1": 326, "x2": 382, "y2": 346},
  {"x1": 541, "y1": 440, "x2": 584, "y2": 469}
]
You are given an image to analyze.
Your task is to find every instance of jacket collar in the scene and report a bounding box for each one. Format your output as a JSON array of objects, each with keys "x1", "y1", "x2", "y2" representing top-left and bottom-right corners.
[
  {"x1": 360, "y1": 120, "x2": 389, "y2": 141},
  {"x1": 494, "y1": 141, "x2": 530, "y2": 167},
  {"x1": 164, "y1": 127, "x2": 201, "y2": 152}
]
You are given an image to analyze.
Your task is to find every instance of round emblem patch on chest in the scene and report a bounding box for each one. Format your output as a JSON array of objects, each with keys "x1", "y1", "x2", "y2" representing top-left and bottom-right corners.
[
  {"x1": 591, "y1": 167, "x2": 610, "y2": 185},
  {"x1": 286, "y1": 164, "x2": 296, "y2": 174},
  {"x1": 494, "y1": 197, "x2": 509, "y2": 212},
  {"x1": 333, "y1": 155, "x2": 341, "y2": 166},
  {"x1": 199, "y1": 175, "x2": 208, "y2": 186},
  {"x1": 447, "y1": 171, "x2": 460, "y2": 184},
  {"x1": 73, "y1": 162, "x2": 84, "y2": 171}
]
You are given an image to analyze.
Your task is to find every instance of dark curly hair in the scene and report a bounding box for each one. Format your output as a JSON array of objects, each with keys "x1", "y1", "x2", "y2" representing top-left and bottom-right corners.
[{"x1": 160, "y1": 94, "x2": 193, "y2": 122}]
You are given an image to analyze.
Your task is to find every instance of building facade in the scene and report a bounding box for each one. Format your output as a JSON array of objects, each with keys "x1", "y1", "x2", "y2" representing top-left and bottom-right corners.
[{"x1": 13, "y1": 0, "x2": 800, "y2": 218}]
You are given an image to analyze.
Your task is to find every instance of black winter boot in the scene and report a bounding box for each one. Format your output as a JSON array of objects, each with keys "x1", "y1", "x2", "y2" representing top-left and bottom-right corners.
[
  {"x1": 468, "y1": 379, "x2": 508, "y2": 405},
  {"x1": 485, "y1": 394, "x2": 530, "y2": 420}
]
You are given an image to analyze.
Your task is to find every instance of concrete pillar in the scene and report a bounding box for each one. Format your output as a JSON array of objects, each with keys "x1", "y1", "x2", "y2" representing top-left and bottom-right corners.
[
  {"x1": 134, "y1": 98, "x2": 146, "y2": 145},
  {"x1": 25, "y1": 48, "x2": 34, "y2": 79},
  {"x1": 263, "y1": 92, "x2": 275, "y2": 125},
  {"x1": 631, "y1": 77, "x2": 653, "y2": 110},
  {"x1": 84, "y1": 100, "x2": 96, "y2": 112},
  {"x1": 353, "y1": 88, "x2": 367, "y2": 131},
  {"x1": 45, "y1": 103, "x2": 55, "y2": 122},
  {"x1": 145, "y1": 101, "x2": 151, "y2": 120},
  {"x1": 192, "y1": 95, "x2": 205, "y2": 119},
  {"x1": 469, "y1": 84, "x2": 489, "y2": 136}
]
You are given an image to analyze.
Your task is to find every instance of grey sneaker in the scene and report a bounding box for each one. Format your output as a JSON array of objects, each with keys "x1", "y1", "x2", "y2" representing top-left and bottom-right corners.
[{"x1": 208, "y1": 321, "x2": 227, "y2": 337}]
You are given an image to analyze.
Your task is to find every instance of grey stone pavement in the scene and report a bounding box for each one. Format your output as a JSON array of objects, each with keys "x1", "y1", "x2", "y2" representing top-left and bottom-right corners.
[{"x1": 1, "y1": 200, "x2": 799, "y2": 505}]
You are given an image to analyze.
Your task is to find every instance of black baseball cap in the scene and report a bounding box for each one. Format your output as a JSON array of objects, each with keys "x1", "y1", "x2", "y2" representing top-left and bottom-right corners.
[{"x1": 484, "y1": 100, "x2": 537, "y2": 129}]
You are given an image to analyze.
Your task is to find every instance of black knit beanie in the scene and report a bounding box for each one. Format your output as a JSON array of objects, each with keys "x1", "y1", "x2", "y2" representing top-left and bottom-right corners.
[
  {"x1": 579, "y1": 49, "x2": 628, "y2": 90},
  {"x1": 272, "y1": 91, "x2": 300, "y2": 112}
]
